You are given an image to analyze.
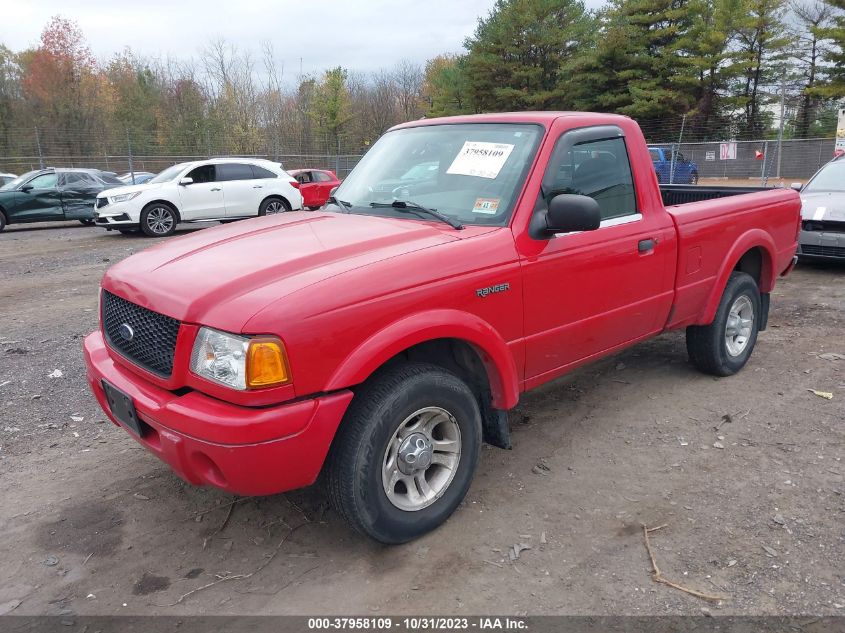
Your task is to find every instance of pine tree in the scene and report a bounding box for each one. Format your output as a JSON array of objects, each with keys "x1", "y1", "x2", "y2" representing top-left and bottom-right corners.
[
  {"x1": 570, "y1": 0, "x2": 698, "y2": 131},
  {"x1": 814, "y1": 0, "x2": 845, "y2": 98},
  {"x1": 464, "y1": 0, "x2": 593, "y2": 111},
  {"x1": 732, "y1": 0, "x2": 791, "y2": 137}
]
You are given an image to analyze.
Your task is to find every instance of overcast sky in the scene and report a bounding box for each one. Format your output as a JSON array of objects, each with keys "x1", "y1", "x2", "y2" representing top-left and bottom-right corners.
[{"x1": 4, "y1": 0, "x2": 607, "y2": 78}]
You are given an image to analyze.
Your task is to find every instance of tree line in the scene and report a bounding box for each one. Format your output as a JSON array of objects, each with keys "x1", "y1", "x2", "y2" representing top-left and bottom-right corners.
[{"x1": 1, "y1": 0, "x2": 844, "y2": 163}]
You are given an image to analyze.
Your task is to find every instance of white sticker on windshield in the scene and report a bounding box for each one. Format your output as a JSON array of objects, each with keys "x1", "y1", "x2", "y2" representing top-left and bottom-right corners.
[{"x1": 447, "y1": 141, "x2": 515, "y2": 179}]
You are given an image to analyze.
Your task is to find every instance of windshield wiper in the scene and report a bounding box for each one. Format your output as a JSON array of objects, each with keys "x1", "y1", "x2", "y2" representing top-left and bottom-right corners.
[
  {"x1": 328, "y1": 195, "x2": 352, "y2": 213},
  {"x1": 369, "y1": 200, "x2": 464, "y2": 230}
]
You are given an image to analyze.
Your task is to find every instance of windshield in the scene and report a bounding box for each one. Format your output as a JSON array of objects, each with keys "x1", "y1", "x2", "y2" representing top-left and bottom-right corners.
[
  {"x1": 331, "y1": 123, "x2": 543, "y2": 227},
  {"x1": 0, "y1": 170, "x2": 40, "y2": 191},
  {"x1": 149, "y1": 163, "x2": 187, "y2": 184},
  {"x1": 803, "y1": 160, "x2": 845, "y2": 192}
]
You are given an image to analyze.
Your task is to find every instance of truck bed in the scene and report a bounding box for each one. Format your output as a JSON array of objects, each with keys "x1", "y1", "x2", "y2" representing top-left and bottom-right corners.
[{"x1": 662, "y1": 187, "x2": 800, "y2": 330}]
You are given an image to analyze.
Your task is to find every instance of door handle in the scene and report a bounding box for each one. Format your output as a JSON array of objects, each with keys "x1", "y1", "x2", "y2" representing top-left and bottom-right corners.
[
  {"x1": 210, "y1": 187, "x2": 222, "y2": 192},
  {"x1": 252, "y1": 185, "x2": 263, "y2": 189},
  {"x1": 638, "y1": 239, "x2": 655, "y2": 253}
]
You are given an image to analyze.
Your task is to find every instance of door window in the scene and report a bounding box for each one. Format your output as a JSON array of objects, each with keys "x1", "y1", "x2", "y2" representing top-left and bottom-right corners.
[
  {"x1": 313, "y1": 171, "x2": 332, "y2": 182},
  {"x1": 61, "y1": 173, "x2": 96, "y2": 187},
  {"x1": 544, "y1": 135, "x2": 637, "y2": 222},
  {"x1": 295, "y1": 171, "x2": 313, "y2": 184},
  {"x1": 217, "y1": 163, "x2": 255, "y2": 181},
  {"x1": 27, "y1": 173, "x2": 58, "y2": 189},
  {"x1": 251, "y1": 165, "x2": 278, "y2": 179},
  {"x1": 186, "y1": 165, "x2": 216, "y2": 183}
]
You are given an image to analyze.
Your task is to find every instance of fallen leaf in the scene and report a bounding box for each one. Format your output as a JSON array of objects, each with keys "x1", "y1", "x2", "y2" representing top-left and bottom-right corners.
[
  {"x1": 762, "y1": 545, "x2": 778, "y2": 557},
  {"x1": 808, "y1": 389, "x2": 833, "y2": 400}
]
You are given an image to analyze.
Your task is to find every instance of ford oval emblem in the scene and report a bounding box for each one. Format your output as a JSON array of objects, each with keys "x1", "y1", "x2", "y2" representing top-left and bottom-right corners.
[{"x1": 118, "y1": 323, "x2": 134, "y2": 342}]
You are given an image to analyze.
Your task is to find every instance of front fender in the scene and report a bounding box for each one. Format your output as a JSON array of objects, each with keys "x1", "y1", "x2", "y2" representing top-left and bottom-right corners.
[
  {"x1": 698, "y1": 229, "x2": 776, "y2": 325},
  {"x1": 324, "y1": 309, "x2": 520, "y2": 410}
]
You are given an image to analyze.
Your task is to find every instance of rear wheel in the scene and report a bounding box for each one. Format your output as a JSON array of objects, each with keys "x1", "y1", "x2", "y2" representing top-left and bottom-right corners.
[
  {"x1": 259, "y1": 197, "x2": 291, "y2": 216},
  {"x1": 308, "y1": 205, "x2": 322, "y2": 211},
  {"x1": 686, "y1": 272, "x2": 760, "y2": 376},
  {"x1": 78, "y1": 218, "x2": 95, "y2": 226},
  {"x1": 0, "y1": 211, "x2": 6, "y2": 232},
  {"x1": 326, "y1": 362, "x2": 482, "y2": 544},
  {"x1": 140, "y1": 203, "x2": 177, "y2": 237}
]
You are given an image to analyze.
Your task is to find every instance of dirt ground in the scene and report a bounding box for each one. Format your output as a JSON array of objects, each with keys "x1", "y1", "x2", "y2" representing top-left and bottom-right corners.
[{"x1": 0, "y1": 220, "x2": 843, "y2": 617}]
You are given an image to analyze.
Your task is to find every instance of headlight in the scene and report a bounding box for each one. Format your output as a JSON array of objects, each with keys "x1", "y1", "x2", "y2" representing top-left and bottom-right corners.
[
  {"x1": 190, "y1": 327, "x2": 290, "y2": 390},
  {"x1": 109, "y1": 191, "x2": 141, "y2": 204}
]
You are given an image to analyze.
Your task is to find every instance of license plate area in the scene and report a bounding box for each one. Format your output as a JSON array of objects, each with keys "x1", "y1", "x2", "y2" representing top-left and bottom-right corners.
[{"x1": 102, "y1": 380, "x2": 145, "y2": 436}]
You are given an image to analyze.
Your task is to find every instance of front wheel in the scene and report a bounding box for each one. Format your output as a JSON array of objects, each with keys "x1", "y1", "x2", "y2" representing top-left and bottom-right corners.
[
  {"x1": 140, "y1": 204, "x2": 177, "y2": 237},
  {"x1": 259, "y1": 197, "x2": 291, "y2": 216},
  {"x1": 78, "y1": 218, "x2": 95, "y2": 226},
  {"x1": 686, "y1": 272, "x2": 760, "y2": 376},
  {"x1": 326, "y1": 362, "x2": 482, "y2": 544}
]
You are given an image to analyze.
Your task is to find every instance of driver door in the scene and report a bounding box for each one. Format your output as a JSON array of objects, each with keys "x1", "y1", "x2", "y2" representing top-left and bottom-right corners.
[
  {"x1": 13, "y1": 172, "x2": 64, "y2": 221},
  {"x1": 177, "y1": 164, "x2": 225, "y2": 220}
]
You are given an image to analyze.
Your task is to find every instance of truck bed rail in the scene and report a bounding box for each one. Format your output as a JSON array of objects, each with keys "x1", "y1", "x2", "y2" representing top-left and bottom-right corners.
[{"x1": 661, "y1": 184, "x2": 771, "y2": 207}]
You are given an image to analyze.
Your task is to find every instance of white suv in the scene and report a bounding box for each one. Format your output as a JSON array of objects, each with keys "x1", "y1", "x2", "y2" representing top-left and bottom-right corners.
[{"x1": 94, "y1": 158, "x2": 303, "y2": 236}]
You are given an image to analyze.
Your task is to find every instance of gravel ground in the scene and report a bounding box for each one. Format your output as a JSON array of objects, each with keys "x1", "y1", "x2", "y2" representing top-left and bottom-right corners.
[{"x1": 0, "y1": 220, "x2": 843, "y2": 617}]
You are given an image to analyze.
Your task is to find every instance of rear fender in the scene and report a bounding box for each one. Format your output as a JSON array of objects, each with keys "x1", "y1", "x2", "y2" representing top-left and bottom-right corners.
[
  {"x1": 698, "y1": 229, "x2": 776, "y2": 325},
  {"x1": 325, "y1": 309, "x2": 519, "y2": 410}
]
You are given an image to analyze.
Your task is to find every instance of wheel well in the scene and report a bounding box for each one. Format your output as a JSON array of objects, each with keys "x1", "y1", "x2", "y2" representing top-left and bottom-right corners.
[
  {"x1": 262, "y1": 194, "x2": 291, "y2": 210},
  {"x1": 143, "y1": 200, "x2": 181, "y2": 222},
  {"x1": 357, "y1": 338, "x2": 511, "y2": 449},
  {"x1": 0, "y1": 206, "x2": 7, "y2": 224},
  {"x1": 734, "y1": 247, "x2": 763, "y2": 286}
]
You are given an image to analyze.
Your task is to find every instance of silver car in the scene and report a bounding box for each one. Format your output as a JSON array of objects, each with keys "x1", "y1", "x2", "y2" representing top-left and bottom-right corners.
[{"x1": 797, "y1": 155, "x2": 845, "y2": 261}]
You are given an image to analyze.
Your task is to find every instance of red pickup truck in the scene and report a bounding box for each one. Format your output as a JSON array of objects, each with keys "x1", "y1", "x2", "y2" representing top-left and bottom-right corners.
[{"x1": 84, "y1": 112, "x2": 800, "y2": 543}]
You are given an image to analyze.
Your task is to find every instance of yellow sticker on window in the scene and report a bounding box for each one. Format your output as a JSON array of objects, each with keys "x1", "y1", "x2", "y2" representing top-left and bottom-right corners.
[{"x1": 473, "y1": 198, "x2": 500, "y2": 214}]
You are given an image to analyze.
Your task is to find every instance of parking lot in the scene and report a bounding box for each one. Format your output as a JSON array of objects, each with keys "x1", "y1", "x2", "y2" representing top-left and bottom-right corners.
[{"x1": 0, "y1": 220, "x2": 843, "y2": 616}]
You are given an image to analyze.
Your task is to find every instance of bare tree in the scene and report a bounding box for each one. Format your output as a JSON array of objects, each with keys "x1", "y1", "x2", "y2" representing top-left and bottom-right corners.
[{"x1": 392, "y1": 59, "x2": 423, "y2": 121}]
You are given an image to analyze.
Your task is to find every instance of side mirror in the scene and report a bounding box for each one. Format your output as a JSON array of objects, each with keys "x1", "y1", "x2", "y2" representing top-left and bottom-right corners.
[
  {"x1": 329, "y1": 186, "x2": 339, "y2": 197},
  {"x1": 790, "y1": 182, "x2": 803, "y2": 192},
  {"x1": 20, "y1": 184, "x2": 33, "y2": 193},
  {"x1": 179, "y1": 177, "x2": 193, "y2": 186},
  {"x1": 544, "y1": 194, "x2": 602, "y2": 234}
]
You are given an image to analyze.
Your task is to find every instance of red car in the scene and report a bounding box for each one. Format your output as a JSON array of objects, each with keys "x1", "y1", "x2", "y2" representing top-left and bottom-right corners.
[
  {"x1": 84, "y1": 112, "x2": 799, "y2": 543},
  {"x1": 288, "y1": 169, "x2": 341, "y2": 210}
]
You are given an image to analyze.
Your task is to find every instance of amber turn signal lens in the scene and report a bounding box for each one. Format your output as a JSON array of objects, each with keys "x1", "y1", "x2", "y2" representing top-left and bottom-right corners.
[{"x1": 246, "y1": 338, "x2": 290, "y2": 388}]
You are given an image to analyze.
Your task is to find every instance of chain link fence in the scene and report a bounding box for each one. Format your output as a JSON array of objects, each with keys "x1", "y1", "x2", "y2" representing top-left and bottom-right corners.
[{"x1": 0, "y1": 126, "x2": 837, "y2": 182}]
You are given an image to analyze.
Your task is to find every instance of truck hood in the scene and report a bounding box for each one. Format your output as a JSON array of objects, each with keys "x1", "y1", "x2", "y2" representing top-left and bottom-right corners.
[
  {"x1": 799, "y1": 191, "x2": 845, "y2": 221},
  {"x1": 102, "y1": 211, "x2": 478, "y2": 331}
]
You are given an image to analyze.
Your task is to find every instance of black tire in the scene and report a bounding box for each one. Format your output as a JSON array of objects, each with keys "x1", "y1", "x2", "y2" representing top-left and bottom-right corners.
[
  {"x1": 258, "y1": 197, "x2": 291, "y2": 216},
  {"x1": 690, "y1": 171, "x2": 699, "y2": 185},
  {"x1": 140, "y1": 203, "x2": 177, "y2": 237},
  {"x1": 0, "y1": 211, "x2": 6, "y2": 232},
  {"x1": 308, "y1": 205, "x2": 322, "y2": 211},
  {"x1": 326, "y1": 362, "x2": 482, "y2": 544},
  {"x1": 78, "y1": 218, "x2": 95, "y2": 226},
  {"x1": 686, "y1": 272, "x2": 761, "y2": 376}
]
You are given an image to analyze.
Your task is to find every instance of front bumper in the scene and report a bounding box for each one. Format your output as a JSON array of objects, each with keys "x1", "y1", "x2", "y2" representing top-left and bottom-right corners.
[
  {"x1": 798, "y1": 230, "x2": 845, "y2": 259},
  {"x1": 94, "y1": 200, "x2": 142, "y2": 226},
  {"x1": 84, "y1": 331, "x2": 353, "y2": 495}
]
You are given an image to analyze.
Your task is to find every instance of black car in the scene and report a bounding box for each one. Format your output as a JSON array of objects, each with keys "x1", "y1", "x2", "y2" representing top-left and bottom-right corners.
[{"x1": 0, "y1": 168, "x2": 123, "y2": 232}]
